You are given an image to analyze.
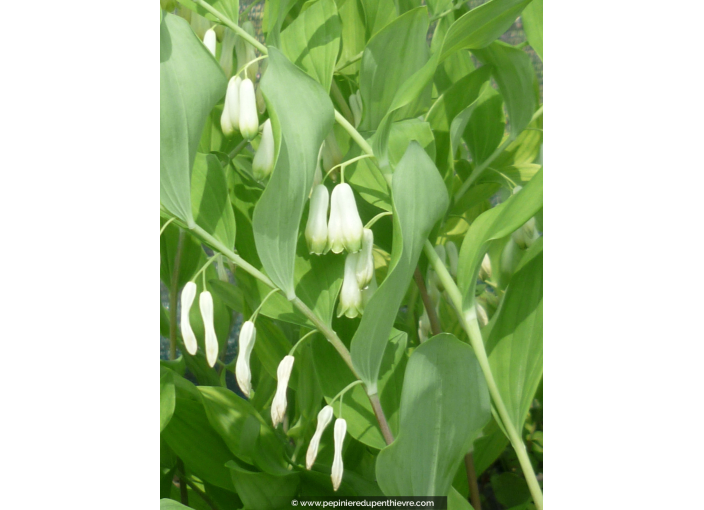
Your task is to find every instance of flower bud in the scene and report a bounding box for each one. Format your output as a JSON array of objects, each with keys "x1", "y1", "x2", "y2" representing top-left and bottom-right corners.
[
  {"x1": 203, "y1": 28, "x2": 217, "y2": 57},
  {"x1": 512, "y1": 217, "x2": 539, "y2": 249},
  {"x1": 338, "y1": 253, "x2": 364, "y2": 318},
  {"x1": 306, "y1": 405, "x2": 334, "y2": 470},
  {"x1": 477, "y1": 303, "x2": 489, "y2": 327},
  {"x1": 328, "y1": 183, "x2": 363, "y2": 253},
  {"x1": 434, "y1": 244, "x2": 447, "y2": 292},
  {"x1": 253, "y1": 119, "x2": 275, "y2": 181},
  {"x1": 446, "y1": 241, "x2": 459, "y2": 278},
  {"x1": 501, "y1": 238, "x2": 520, "y2": 277},
  {"x1": 331, "y1": 418, "x2": 347, "y2": 491},
  {"x1": 235, "y1": 320, "x2": 256, "y2": 397},
  {"x1": 271, "y1": 355, "x2": 295, "y2": 428},
  {"x1": 199, "y1": 291, "x2": 218, "y2": 367},
  {"x1": 306, "y1": 185, "x2": 329, "y2": 255},
  {"x1": 349, "y1": 91, "x2": 362, "y2": 128},
  {"x1": 219, "y1": 28, "x2": 236, "y2": 78},
  {"x1": 479, "y1": 253, "x2": 492, "y2": 282},
  {"x1": 361, "y1": 271, "x2": 377, "y2": 309},
  {"x1": 238, "y1": 78, "x2": 259, "y2": 141},
  {"x1": 418, "y1": 308, "x2": 431, "y2": 343},
  {"x1": 322, "y1": 131, "x2": 343, "y2": 173},
  {"x1": 355, "y1": 229, "x2": 374, "y2": 288},
  {"x1": 180, "y1": 282, "x2": 198, "y2": 355},
  {"x1": 221, "y1": 76, "x2": 241, "y2": 137}
]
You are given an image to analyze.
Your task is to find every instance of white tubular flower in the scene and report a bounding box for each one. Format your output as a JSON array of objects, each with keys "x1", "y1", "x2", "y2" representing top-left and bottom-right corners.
[
  {"x1": 271, "y1": 355, "x2": 295, "y2": 428},
  {"x1": 479, "y1": 253, "x2": 492, "y2": 282},
  {"x1": 446, "y1": 241, "x2": 459, "y2": 278},
  {"x1": 306, "y1": 184, "x2": 329, "y2": 255},
  {"x1": 349, "y1": 91, "x2": 362, "y2": 128},
  {"x1": 361, "y1": 271, "x2": 377, "y2": 309},
  {"x1": 328, "y1": 183, "x2": 363, "y2": 253},
  {"x1": 180, "y1": 282, "x2": 198, "y2": 355},
  {"x1": 235, "y1": 320, "x2": 256, "y2": 397},
  {"x1": 216, "y1": 256, "x2": 228, "y2": 282},
  {"x1": 338, "y1": 253, "x2": 363, "y2": 319},
  {"x1": 252, "y1": 119, "x2": 275, "y2": 181},
  {"x1": 331, "y1": 418, "x2": 347, "y2": 491},
  {"x1": 512, "y1": 217, "x2": 539, "y2": 250},
  {"x1": 418, "y1": 307, "x2": 431, "y2": 343},
  {"x1": 355, "y1": 229, "x2": 374, "y2": 288},
  {"x1": 501, "y1": 238, "x2": 520, "y2": 277},
  {"x1": 221, "y1": 76, "x2": 241, "y2": 137},
  {"x1": 477, "y1": 303, "x2": 489, "y2": 327},
  {"x1": 219, "y1": 28, "x2": 236, "y2": 77},
  {"x1": 203, "y1": 28, "x2": 217, "y2": 57},
  {"x1": 306, "y1": 405, "x2": 334, "y2": 470},
  {"x1": 238, "y1": 78, "x2": 259, "y2": 141},
  {"x1": 199, "y1": 291, "x2": 218, "y2": 367}
]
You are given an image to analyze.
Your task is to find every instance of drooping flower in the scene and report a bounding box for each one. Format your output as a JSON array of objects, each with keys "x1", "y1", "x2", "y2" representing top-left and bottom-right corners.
[
  {"x1": 331, "y1": 418, "x2": 347, "y2": 491},
  {"x1": 238, "y1": 78, "x2": 259, "y2": 141},
  {"x1": 337, "y1": 253, "x2": 363, "y2": 319},
  {"x1": 306, "y1": 405, "x2": 334, "y2": 469},
  {"x1": 446, "y1": 241, "x2": 459, "y2": 278},
  {"x1": 235, "y1": 320, "x2": 256, "y2": 397},
  {"x1": 180, "y1": 282, "x2": 198, "y2": 355},
  {"x1": 219, "y1": 28, "x2": 236, "y2": 78},
  {"x1": 252, "y1": 119, "x2": 274, "y2": 181},
  {"x1": 477, "y1": 303, "x2": 489, "y2": 327},
  {"x1": 355, "y1": 229, "x2": 374, "y2": 288},
  {"x1": 306, "y1": 184, "x2": 329, "y2": 255},
  {"x1": 479, "y1": 253, "x2": 492, "y2": 282},
  {"x1": 512, "y1": 217, "x2": 539, "y2": 249},
  {"x1": 328, "y1": 183, "x2": 363, "y2": 253},
  {"x1": 271, "y1": 355, "x2": 295, "y2": 428},
  {"x1": 220, "y1": 76, "x2": 241, "y2": 137},
  {"x1": 203, "y1": 28, "x2": 217, "y2": 57},
  {"x1": 199, "y1": 291, "x2": 218, "y2": 367},
  {"x1": 418, "y1": 307, "x2": 431, "y2": 343}
]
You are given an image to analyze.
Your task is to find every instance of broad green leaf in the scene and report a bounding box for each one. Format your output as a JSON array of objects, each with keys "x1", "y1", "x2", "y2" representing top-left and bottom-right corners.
[
  {"x1": 457, "y1": 168, "x2": 542, "y2": 312},
  {"x1": 473, "y1": 41, "x2": 538, "y2": 138},
  {"x1": 463, "y1": 86, "x2": 505, "y2": 165},
  {"x1": 263, "y1": 0, "x2": 299, "y2": 46},
  {"x1": 160, "y1": 12, "x2": 226, "y2": 226},
  {"x1": 253, "y1": 47, "x2": 334, "y2": 299},
  {"x1": 160, "y1": 369, "x2": 176, "y2": 433},
  {"x1": 337, "y1": 0, "x2": 365, "y2": 75},
  {"x1": 491, "y1": 472, "x2": 532, "y2": 508},
  {"x1": 296, "y1": 340, "x2": 324, "y2": 421},
  {"x1": 359, "y1": 7, "x2": 430, "y2": 131},
  {"x1": 178, "y1": 0, "x2": 240, "y2": 23},
  {"x1": 521, "y1": 0, "x2": 542, "y2": 59},
  {"x1": 427, "y1": 0, "x2": 453, "y2": 17},
  {"x1": 350, "y1": 142, "x2": 449, "y2": 392},
  {"x1": 160, "y1": 499, "x2": 192, "y2": 510},
  {"x1": 431, "y1": 14, "x2": 476, "y2": 95},
  {"x1": 159, "y1": 221, "x2": 204, "y2": 291},
  {"x1": 376, "y1": 334, "x2": 491, "y2": 496},
  {"x1": 473, "y1": 418, "x2": 510, "y2": 476},
  {"x1": 486, "y1": 238, "x2": 542, "y2": 433},
  {"x1": 227, "y1": 461, "x2": 300, "y2": 510},
  {"x1": 440, "y1": 0, "x2": 532, "y2": 60},
  {"x1": 360, "y1": 0, "x2": 397, "y2": 39},
  {"x1": 449, "y1": 488, "x2": 474, "y2": 510},
  {"x1": 191, "y1": 153, "x2": 236, "y2": 249},
  {"x1": 280, "y1": 0, "x2": 341, "y2": 92}
]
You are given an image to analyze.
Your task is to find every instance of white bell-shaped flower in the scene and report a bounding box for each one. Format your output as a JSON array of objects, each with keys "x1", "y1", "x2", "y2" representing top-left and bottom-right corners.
[
  {"x1": 446, "y1": 241, "x2": 459, "y2": 278},
  {"x1": 337, "y1": 253, "x2": 363, "y2": 319},
  {"x1": 355, "y1": 229, "x2": 374, "y2": 288},
  {"x1": 221, "y1": 76, "x2": 241, "y2": 137},
  {"x1": 305, "y1": 184, "x2": 329, "y2": 255},
  {"x1": 271, "y1": 355, "x2": 295, "y2": 428},
  {"x1": 306, "y1": 405, "x2": 334, "y2": 469},
  {"x1": 477, "y1": 303, "x2": 489, "y2": 327},
  {"x1": 328, "y1": 183, "x2": 363, "y2": 253},
  {"x1": 203, "y1": 28, "x2": 217, "y2": 57},
  {"x1": 479, "y1": 253, "x2": 492, "y2": 282},
  {"x1": 235, "y1": 320, "x2": 257, "y2": 397},
  {"x1": 199, "y1": 291, "x2": 218, "y2": 367},
  {"x1": 331, "y1": 418, "x2": 347, "y2": 491},
  {"x1": 252, "y1": 119, "x2": 274, "y2": 181},
  {"x1": 238, "y1": 78, "x2": 259, "y2": 141},
  {"x1": 180, "y1": 282, "x2": 198, "y2": 355}
]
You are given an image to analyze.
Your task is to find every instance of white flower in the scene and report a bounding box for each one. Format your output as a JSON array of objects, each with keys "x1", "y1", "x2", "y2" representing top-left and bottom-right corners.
[
  {"x1": 180, "y1": 282, "x2": 198, "y2": 355},
  {"x1": 271, "y1": 355, "x2": 295, "y2": 428},
  {"x1": 418, "y1": 307, "x2": 431, "y2": 342},
  {"x1": 477, "y1": 303, "x2": 489, "y2": 327},
  {"x1": 306, "y1": 185, "x2": 329, "y2": 255},
  {"x1": 446, "y1": 241, "x2": 459, "y2": 278},
  {"x1": 219, "y1": 28, "x2": 236, "y2": 77},
  {"x1": 221, "y1": 76, "x2": 241, "y2": 137},
  {"x1": 349, "y1": 91, "x2": 362, "y2": 128},
  {"x1": 331, "y1": 418, "x2": 347, "y2": 491},
  {"x1": 216, "y1": 255, "x2": 229, "y2": 282},
  {"x1": 337, "y1": 253, "x2": 363, "y2": 319},
  {"x1": 361, "y1": 271, "x2": 377, "y2": 309},
  {"x1": 479, "y1": 253, "x2": 492, "y2": 282},
  {"x1": 501, "y1": 238, "x2": 520, "y2": 277},
  {"x1": 199, "y1": 291, "x2": 218, "y2": 367},
  {"x1": 328, "y1": 183, "x2": 363, "y2": 253},
  {"x1": 306, "y1": 405, "x2": 334, "y2": 470},
  {"x1": 355, "y1": 229, "x2": 374, "y2": 288},
  {"x1": 238, "y1": 78, "x2": 259, "y2": 141},
  {"x1": 235, "y1": 320, "x2": 256, "y2": 397},
  {"x1": 252, "y1": 119, "x2": 274, "y2": 181},
  {"x1": 322, "y1": 131, "x2": 342, "y2": 174},
  {"x1": 203, "y1": 28, "x2": 216, "y2": 57}
]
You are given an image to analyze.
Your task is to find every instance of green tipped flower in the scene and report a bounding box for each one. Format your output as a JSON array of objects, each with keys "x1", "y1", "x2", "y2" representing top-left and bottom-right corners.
[
  {"x1": 338, "y1": 253, "x2": 363, "y2": 319},
  {"x1": 252, "y1": 119, "x2": 274, "y2": 181},
  {"x1": 306, "y1": 184, "x2": 329, "y2": 255},
  {"x1": 306, "y1": 405, "x2": 334, "y2": 469},
  {"x1": 355, "y1": 229, "x2": 374, "y2": 288},
  {"x1": 203, "y1": 28, "x2": 217, "y2": 57},
  {"x1": 331, "y1": 418, "x2": 347, "y2": 491},
  {"x1": 238, "y1": 78, "x2": 259, "y2": 140},
  {"x1": 180, "y1": 282, "x2": 198, "y2": 355},
  {"x1": 328, "y1": 183, "x2": 363, "y2": 253},
  {"x1": 271, "y1": 355, "x2": 295, "y2": 428},
  {"x1": 235, "y1": 320, "x2": 256, "y2": 397},
  {"x1": 199, "y1": 291, "x2": 218, "y2": 367},
  {"x1": 220, "y1": 76, "x2": 241, "y2": 137}
]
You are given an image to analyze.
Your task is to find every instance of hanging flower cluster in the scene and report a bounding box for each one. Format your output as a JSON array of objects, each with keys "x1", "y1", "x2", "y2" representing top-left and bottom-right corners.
[
  {"x1": 305, "y1": 404, "x2": 347, "y2": 491},
  {"x1": 180, "y1": 282, "x2": 219, "y2": 367}
]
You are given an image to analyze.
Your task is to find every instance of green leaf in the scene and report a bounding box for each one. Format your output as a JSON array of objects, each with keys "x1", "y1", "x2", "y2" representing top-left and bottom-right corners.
[
  {"x1": 253, "y1": 47, "x2": 334, "y2": 300},
  {"x1": 227, "y1": 461, "x2": 301, "y2": 510},
  {"x1": 473, "y1": 41, "x2": 538, "y2": 138},
  {"x1": 473, "y1": 418, "x2": 510, "y2": 476},
  {"x1": 440, "y1": 0, "x2": 532, "y2": 60},
  {"x1": 337, "y1": 0, "x2": 366, "y2": 75},
  {"x1": 160, "y1": 220, "x2": 204, "y2": 291},
  {"x1": 160, "y1": 369, "x2": 176, "y2": 433},
  {"x1": 350, "y1": 142, "x2": 449, "y2": 392},
  {"x1": 359, "y1": 7, "x2": 430, "y2": 131},
  {"x1": 486, "y1": 238, "x2": 542, "y2": 433},
  {"x1": 456, "y1": 168, "x2": 542, "y2": 312},
  {"x1": 178, "y1": 0, "x2": 240, "y2": 23},
  {"x1": 463, "y1": 86, "x2": 506, "y2": 165},
  {"x1": 449, "y1": 487, "x2": 474, "y2": 510},
  {"x1": 521, "y1": 0, "x2": 542, "y2": 60},
  {"x1": 491, "y1": 472, "x2": 532, "y2": 508},
  {"x1": 191, "y1": 153, "x2": 236, "y2": 248},
  {"x1": 360, "y1": 0, "x2": 397, "y2": 39},
  {"x1": 280, "y1": 0, "x2": 341, "y2": 92},
  {"x1": 376, "y1": 334, "x2": 491, "y2": 496},
  {"x1": 160, "y1": 12, "x2": 226, "y2": 226},
  {"x1": 160, "y1": 499, "x2": 192, "y2": 510}
]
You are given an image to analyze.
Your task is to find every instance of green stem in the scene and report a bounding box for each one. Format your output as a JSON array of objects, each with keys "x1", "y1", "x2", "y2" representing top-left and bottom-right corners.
[
  {"x1": 178, "y1": 470, "x2": 220, "y2": 510},
  {"x1": 330, "y1": 80, "x2": 355, "y2": 125},
  {"x1": 369, "y1": 393, "x2": 394, "y2": 445},
  {"x1": 191, "y1": 0, "x2": 268, "y2": 55},
  {"x1": 289, "y1": 329, "x2": 318, "y2": 356},
  {"x1": 413, "y1": 267, "x2": 442, "y2": 337},
  {"x1": 169, "y1": 230, "x2": 186, "y2": 360},
  {"x1": 334, "y1": 50, "x2": 363, "y2": 72},
  {"x1": 423, "y1": 241, "x2": 543, "y2": 510},
  {"x1": 364, "y1": 211, "x2": 392, "y2": 229},
  {"x1": 175, "y1": 458, "x2": 189, "y2": 506},
  {"x1": 334, "y1": 110, "x2": 374, "y2": 157},
  {"x1": 160, "y1": 217, "x2": 176, "y2": 236},
  {"x1": 250, "y1": 288, "x2": 280, "y2": 321},
  {"x1": 330, "y1": 380, "x2": 364, "y2": 407},
  {"x1": 228, "y1": 138, "x2": 248, "y2": 160}
]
